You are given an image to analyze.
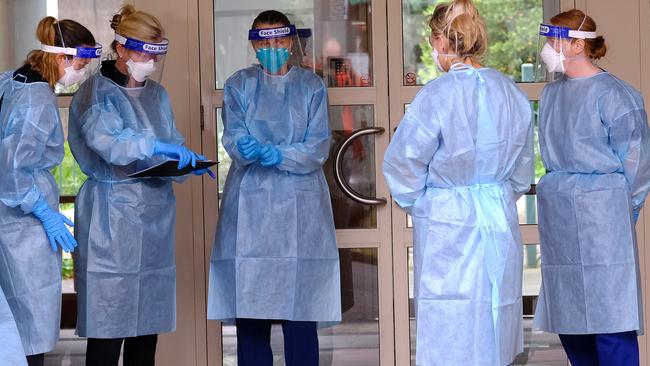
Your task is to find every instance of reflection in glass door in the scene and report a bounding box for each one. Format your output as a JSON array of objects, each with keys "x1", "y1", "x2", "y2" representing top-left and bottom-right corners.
[{"x1": 213, "y1": 0, "x2": 374, "y2": 89}]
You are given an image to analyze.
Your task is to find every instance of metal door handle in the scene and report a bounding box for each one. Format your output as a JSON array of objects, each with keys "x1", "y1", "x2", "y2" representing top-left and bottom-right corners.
[{"x1": 334, "y1": 127, "x2": 387, "y2": 206}]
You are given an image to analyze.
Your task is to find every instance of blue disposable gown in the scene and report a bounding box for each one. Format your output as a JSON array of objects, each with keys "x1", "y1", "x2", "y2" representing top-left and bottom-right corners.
[
  {"x1": 0, "y1": 288, "x2": 27, "y2": 365},
  {"x1": 69, "y1": 63, "x2": 185, "y2": 338},
  {"x1": 207, "y1": 65, "x2": 341, "y2": 325},
  {"x1": 534, "y1": 72, "x2": 650, "y2": 335},
  {"x1": 383, "y1": 65, "x2": 533, "y2": 366},
  {"x1": 0, "y1": 69, "x2": 63, "y2": 355}
]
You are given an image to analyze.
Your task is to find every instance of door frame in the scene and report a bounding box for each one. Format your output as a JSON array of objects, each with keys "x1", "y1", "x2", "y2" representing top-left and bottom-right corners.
[{"x1": 197, "y1": 0, "x2": 396, "y2": 364}]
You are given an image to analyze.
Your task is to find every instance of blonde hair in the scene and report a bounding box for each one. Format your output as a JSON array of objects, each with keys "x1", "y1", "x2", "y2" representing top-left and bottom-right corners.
[
  {"x1": 110, "y1": 5, "x2": 165, "y2": 52},
  {"x1": 551, "y1": 9, "x2": 607, "y2": 60},
  {"x1": 429, "y1": 0, "x2": 488, "y2": 62},
  {"x1": 25, "y1": 16, "x2": 95, "y2": 87}
]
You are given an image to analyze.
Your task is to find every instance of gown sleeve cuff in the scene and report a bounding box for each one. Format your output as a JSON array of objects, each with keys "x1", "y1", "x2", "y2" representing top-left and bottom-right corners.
[
  {"x1": 276, "y1": 146, "x2": 296, "y2": 172},
  {"x1": 20, "y1": 188, "x2": 43, "y2": 215}
]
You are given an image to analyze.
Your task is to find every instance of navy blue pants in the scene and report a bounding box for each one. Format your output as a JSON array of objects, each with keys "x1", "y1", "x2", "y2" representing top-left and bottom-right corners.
[
  {"x1": 559, "y1": 331, "x2": 639, "y2": 366},
  {"x1": 235, "y1": 318, "x2": 318, "y2": 366}
]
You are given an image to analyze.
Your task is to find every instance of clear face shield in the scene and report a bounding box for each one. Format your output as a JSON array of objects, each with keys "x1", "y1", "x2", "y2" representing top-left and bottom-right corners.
[
  {"x1": 114, "y1": 33, "x2": 168, "y2": 87},
  {"x1": 41, "y1": 43, "x2": 102, "y2": 92},
  {"x1": 535, "y1": 23, "x2": 598, "y2": 82},
  {"x1": 247, "y1": 25, "x2": 303, "y2": 75},
  {"x1": 297, "y1": 28, "x2": 314, "y2": 70}
]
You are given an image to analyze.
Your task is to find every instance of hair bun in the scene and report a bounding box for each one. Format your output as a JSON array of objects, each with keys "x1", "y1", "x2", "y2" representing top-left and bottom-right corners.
[
  {"x1": 110, "y1": 14, "x2": 121, "y2": 30},
  {"x1": 110, "y1": 5, "x2": 138, "y2": 31},
  {"x1": 588, "y1": 35, "x2": 607, "y2": 60},
  {"x1": 428, "y1": 0, "x2": 487, "y2": 61}
]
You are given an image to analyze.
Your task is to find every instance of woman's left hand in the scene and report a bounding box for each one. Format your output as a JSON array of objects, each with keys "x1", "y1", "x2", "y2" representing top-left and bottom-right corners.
[{"x1": 259, "y1": 144, "x2": 283, "y2": 167}]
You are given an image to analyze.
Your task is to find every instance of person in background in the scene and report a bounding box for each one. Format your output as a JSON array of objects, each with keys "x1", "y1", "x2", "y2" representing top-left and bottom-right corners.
[
  {"x1": 207, "y1": 9, "x2": 341, "y2": 366},
  {"x1": 68, "y1": 5, "x2": 211, "y2": 366},
  {"x1": 0, "y1": 16, "x2": 98, "y2": 366},
  {"x1": 383, "y1": 0, "x2": 534, "y2": 364},
  {"x1": 534, "y1": 9, "x2": 650, "y2": 366}
]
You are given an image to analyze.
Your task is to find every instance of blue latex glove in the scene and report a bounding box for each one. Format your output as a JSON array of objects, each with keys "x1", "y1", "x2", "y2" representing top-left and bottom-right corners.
[
  {"x1": 154, "y1": 141, "x2": 206, "y2": 169},
  {"x1": 32, "y1": 197, "x2": 77, "y2": 253},
  {"x1": 259, "y1": 144, "x2": 283, "y2": 167},
  {"x1": 237, "y1": 136, "x2": 262, "y2": 160},
  {"x1": 634, "y1": 210, "x2": 640, "y2": 224},
  {"x1": 192, "y1": 168, "x2": 216, "y2": 180}
]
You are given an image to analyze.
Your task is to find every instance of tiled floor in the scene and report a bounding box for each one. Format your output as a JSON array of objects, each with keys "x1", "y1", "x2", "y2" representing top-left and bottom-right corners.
[
  {"x1": 44, "y1": 330, "x2": 96, "y2": 366},
  {"x1": 512, "y1": 319, "x2": 568, "y2": 366},
  {"x1": 220, "y1": 318, "x2": 568, "y2": 366},
  {"x1": 45, "y1": 319, "x2": 566, "y2": 366}
]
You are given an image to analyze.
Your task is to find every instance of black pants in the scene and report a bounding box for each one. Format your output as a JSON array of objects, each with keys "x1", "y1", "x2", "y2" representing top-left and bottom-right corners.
[
  {"x1": 26, "y1": 354, "x2": 44, "y2": 366},
  {"x1": 86, "y1": 334, "x2": 158, "y2": 366},
  {"x1": 235, "y1": 318, "x2": 318, "y2": 366}
]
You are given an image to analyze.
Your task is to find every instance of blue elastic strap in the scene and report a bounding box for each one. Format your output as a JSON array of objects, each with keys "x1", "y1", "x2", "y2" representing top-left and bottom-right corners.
[{"x1": 117, "y1": 34, "x2": 168, "y2": 55}]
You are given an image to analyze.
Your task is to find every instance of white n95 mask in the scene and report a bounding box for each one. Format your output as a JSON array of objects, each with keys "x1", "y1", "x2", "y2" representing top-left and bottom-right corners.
[
  {"x1": 431, "y1": 48, "x2": 445, "y2": 73},
  {"x1": 540, "y1": 43, "x2": 566, "y2": 74},
  {"x1": 431, "y1": 47, "x2": 458, "y2": 73},
  {"x1": 126, "y1": 59, "x2": 157, "y2": 82},
  {"x1": 58, "y1": 64, "x2": 87, "y2": 87}
]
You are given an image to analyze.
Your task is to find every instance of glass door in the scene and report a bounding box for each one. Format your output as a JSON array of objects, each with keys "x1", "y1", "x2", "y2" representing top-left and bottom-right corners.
[{"x1": 199, "y1": 0, "x2": 395, "y2": 364}]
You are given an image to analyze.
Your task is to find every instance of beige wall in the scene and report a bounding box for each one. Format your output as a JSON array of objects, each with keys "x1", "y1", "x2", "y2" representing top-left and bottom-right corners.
[{"x1": 127, "y1": 0, "x2": 650, "y2": 365}]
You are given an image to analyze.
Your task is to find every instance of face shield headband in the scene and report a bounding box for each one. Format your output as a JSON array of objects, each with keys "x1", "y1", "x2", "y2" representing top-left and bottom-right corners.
[
  {"x1": 40, "y1": 44, "x2": 103, "y2": 58},
  {"x1": 538, "y1": 23, "x2": 598, "y2": 40},
  {"x1": 41, "y1": 20, "x2": 103, "y2": 59},
  {"x1": 114, "y1": 34, "x2": 169, "y2": 55},
  {"x1": 248, "y1": 25, "x2": 298, "y2": 41}
]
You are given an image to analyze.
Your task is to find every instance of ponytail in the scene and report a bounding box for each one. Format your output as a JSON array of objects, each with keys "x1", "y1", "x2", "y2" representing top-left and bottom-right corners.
[{"x1": 25, "y1": 17, "x2": 60, "y2": 87}]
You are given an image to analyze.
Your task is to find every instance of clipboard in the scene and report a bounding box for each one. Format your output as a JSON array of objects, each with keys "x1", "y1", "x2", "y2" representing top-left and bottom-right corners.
[{"x1": 127, "y1": 160, "x2": 218, "y2": 178}]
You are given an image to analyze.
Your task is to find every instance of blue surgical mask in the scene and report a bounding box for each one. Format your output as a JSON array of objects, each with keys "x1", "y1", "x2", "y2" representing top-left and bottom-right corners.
[{"x1": 256, "y1": 48, "x2": 290, "y2": 73}]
